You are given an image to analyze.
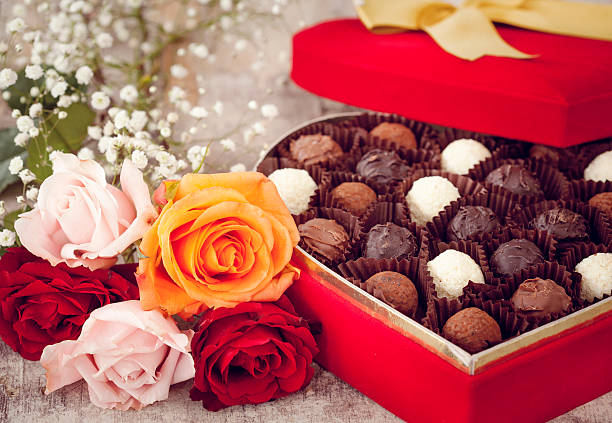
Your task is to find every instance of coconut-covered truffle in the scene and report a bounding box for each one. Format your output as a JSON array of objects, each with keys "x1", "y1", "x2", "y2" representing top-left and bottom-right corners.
[
  {"x1": 427, "y1": 249, "x2": 485, "y2": 299},
  {"x1": 369, "y1": 122, "x2": 417, "y2": 150},
  {"x1": 406, "y1": 176, "x2": 461, "y2": 226},
  {"x1": 268, "y1": 168, "x2": 317, "y2": 215},
  {"x1": 441, "y1": 139, "x2": 492, "y2": 175},
  {"x1": 442, "y1": 308, "x2": 502, "y2": 354},
  {"x1": 364, "y1": 271, "x2": 418, "y2": 317},
  {"x1": 584, "y1": 150, "x2": 612, "y2": 182},
  {"x1": 575, "y1": 253, "x2": 612, "y2": 302}
]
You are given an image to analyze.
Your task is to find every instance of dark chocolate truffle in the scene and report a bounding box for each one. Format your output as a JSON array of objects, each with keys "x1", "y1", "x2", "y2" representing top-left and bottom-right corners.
[
  {"x1": 588, "y1": 192, "x2": 612, "y2": 219},
  {"x1": 442, "y1": 307, "x2": 502, "y2": 354},
  {"x1": 529, "y1": 145, "x2": 560, "y2": 167},
  {"x1": 510, "y1": 278, "x2": 571, "y2": 319},
  {"x1": 290, "y1": 134, "x2": 343, "y2": 166},
  {"x1": 364, "y1": 223, "x2": 418, "y2": 260},
  {"x1": 298, "y1": 218, "x2": 349, "y2": 262},
  {"x1": 447, "y1": 206, "x2": 501, "y2": 242},
  {"x1": 530, "y1": 208, "x2": 589, "y2": 240},
  {"x1": 485, "y1": 164, "x2": 544, "y2": 197},
  {"x1": 491, "y1": 239, "x2": 545, "y2": 276},
  {"x1": 364, "y1": 271, "x2": 418, "y2": 316},
  {"x1": 331, "y1": 182, "x2": 377, "y2": 217},
  {"x1": 356, "y1": 149, "x2": 411, "y2": 185},
  {"x1": 369, "y1": 122, "x2": 417, "y2": 150}
]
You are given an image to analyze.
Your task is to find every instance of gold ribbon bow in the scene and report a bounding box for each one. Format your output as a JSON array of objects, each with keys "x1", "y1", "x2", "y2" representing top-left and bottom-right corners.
[{"x1": 356, "y1": 0, "x2": 612, "y2": 60}]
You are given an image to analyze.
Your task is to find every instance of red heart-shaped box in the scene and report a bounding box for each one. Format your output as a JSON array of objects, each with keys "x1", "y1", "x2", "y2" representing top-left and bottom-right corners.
[{"x1": 291, "y1": 19, "x2": 612, "y2": 147}]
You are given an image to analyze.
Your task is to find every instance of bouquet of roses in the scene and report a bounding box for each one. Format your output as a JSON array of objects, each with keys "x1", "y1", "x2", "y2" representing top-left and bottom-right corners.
[{"x1": 0, "y1": 152, "x2": 318, "y2": 411}]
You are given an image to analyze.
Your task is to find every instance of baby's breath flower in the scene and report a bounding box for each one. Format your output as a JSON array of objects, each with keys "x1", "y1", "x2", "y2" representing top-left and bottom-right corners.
[
  {"x1": 95, "y1": 32, "x2": 113, "y2": 48},
  {"x1": 18, "y1": 169, "x2": 36, "y2": 184},
  {"x1": 170, "y1": 64, "x2": 188, "y2": 79},
  {"x1": 28, "y1": 127, "x2": 39, "y2": 137},
  {"x1": 25, "y1": 64, "x2": 43, "y2": 80},
  {"x1": 261, "y1": 104, "x2": 279, "y2": 119},
  {"x1": 91, "y1": 91, "x2": 110, "y2": 110},
  {"x1": 75, "y1": 65, "x2": 93, "y2": 85},
  {"x1": 189, "y1": 43, "x2": 209, "y2": 58},
  {"x1": 248, "y1": 100, "x2": 258, "y2": 110},
  {"x1": 189, "y1": 106, "x2": 208, "y2": 119},
  {"x1": 14, "y1": 132, "x2": 29, "y2": 147},
  {"x1": 16, "y1": 116, "x2": 34, "y2": 133},
  {"x1": 119, "y1": 85, "x2": 138, "y2": 103},
  {"x1": 160, "y1": 127, "x2": 171, "y2": 138},
  {"x1": 9, "y1": 156, "x2": 23, "y2": 175},
  {"x1": 130, "y1": 110, "x2": 148, "y2": 132},
  {"x1": 29, "y1": 103, "x2": 43, "y2": 118},
  {"x1": 57, "y1": 111, "x2": 67, "y2": 119},
  {"x1": 220, "y1": 138, "x2": 236, "y2": 152},
  {"x1": 26, "y1": 186, "x2": 39, "y2": 202},
  {"x1": 6, "y1": 18, "x2": 26, "y2": 34},
  {"x1": 252, "y1": 121, "x2": 265, "y2": 135},
  {"x1": 230, "y1": 163, "x2": 246, "y2": 173},
  {"x1": 213, "y1": 101, "x2": 223, "y2": 116},
  {"x1": 57, "y1": 95, "x2": 72, "y2": 108},
  {"x1": 0, "y1": 229, "x2": 16, "y2": 248},
  {"x1": 131, "y1": 150, "x2": 148, "y2": 169},
  {"x1": 0, "y1": 201, "x2": 5, "y2": 218},
  {"x1": 87, "y1": 126, "x2": 102, "y2": 140},
  {"x1": 77, "y1": 147, "x2": 94, "y2": 160},
  {"x1": 0, "y1": 68, "x2": 18, "y2": 89}
]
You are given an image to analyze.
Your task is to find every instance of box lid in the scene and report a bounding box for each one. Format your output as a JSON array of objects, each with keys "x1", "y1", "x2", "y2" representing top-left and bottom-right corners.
[{"x1": 291, "y1": 19, "x2": 612, "y2": 147}]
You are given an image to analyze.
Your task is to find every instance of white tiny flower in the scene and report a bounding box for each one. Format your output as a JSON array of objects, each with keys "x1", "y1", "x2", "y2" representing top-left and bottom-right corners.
[
  {"x1": 75, "y1": 65, "x2": 93, "y2": 85},
  {"x1": 131, "y1": 150, "x2": 148, "y2": 169},
  {"x1": 0, "y1": 229, "x2": 16, "y2": 247},
  {"x1": 252, "y1": 121, "x2": 265, "y2": 135},
  {"x1": 129, "y1": 110, "x2": 148, "y2": 132},
  {"x1": 213, "y1": 101, "x2": 223, "y2": 116},
  {"x1": 11, "y1": 110, "x2": 21, "y2": 119},
  {"x1": 87, "y1": 126, "x2": 102, "y2": 140},
  {"x1": 234, "y1": 39, "x2": 247, "y2": 52},
  {"x1": 18, "y1": 169, "x2": 35, "y2": 184},
  {"x1": 113, "y1": 110, "x2": 130, "y2": 129},
  {"x1": 243, "y1": 128, "x2": 255, "y2": 144},
  {"x1": 29, "y1": 103, "x2": 43, "y2": 118},
  {"x1": 220, "y1": 0, "x2": 232, "y2": 11},
  {"x1": 190, "y1": 43, "x2": 209, "y2": 58},
  {"x1": 96, "y1": 32, "x2": 113, "y2": 49},
  {"x1": 0, "y1": 201, "x2": 5, "y2": 217},
  {"x1": 0, "y1": 68, "x2": 18, "y2": 89},
  {"x1": 28, "y1": 127, "x2": 39, "y2": 137},
  {"x1": 103, "y1": 121, "x2": 115, "y2": 136},
  {"x1": 248, "y1": 100, "x2": 258, "y2": 110},
  {"x1": 105, "y1": 145, "x2": 117, "y2": 163},
  {"x1": 6, "y1": 18, "x2": 25, "y2": 34},
  {"x1": 16, "y1": 195, "x2": 26, "y2": 206},
  {"x1": 119, "y1": 84, "x2": 138, "y2": 103},
  {"x1": 220, "y1": 138, "x2": 236, "y2": 152},
  {"x1": 160, "y1": 127, "x2": 171, "y2": 138},
  {"x1": 91, "y1": 91, "x2": 110, "y2": 110},
  {"x1": 0, "y1": 42, "x2": 7, "y2": 54},
  {"x1": 2, "y1": 92, "x2": 11, "y2": 100},
  {"x1": 108, "y1": 107, "x2": 121, "y2": 119},
  {"x1": 57, "y1": 111, "x2": 68, "y2": 119},
  {"x1": 98, "y1": 136, "x2": 112, "y2": 153},
  {"x1": 16, "y1": 116, "x2": 34, "y2": 133},
  {"x1": 57, "y1": 95, "x2": 72, "y2": 108},
  {"x1": 167, "y1": 112, "x2": 179, "y2": 124},
  {"x1": 271, "y1": 4, "x2": 280, "y2": 14},
  {"x1": 9, "y1": 156, "x2": 24, "y2": 175},
  {"x1": 168, "y1": 86, "x2": 185, "y2": 103},
  {"x1": 78, "y1": 147, "x2": 94, "y2": 160},
  {"x1": 14, "y1": 132, "x2": 29, "y2": 147},
  {"x1": 261, "y1": 104, "x2": 279, "y2": 119},
  {"x1": 29, "y1": 86, "x2": 40, "y2": 97},
  {"x1": 50, "y1": 81, "x2": 68, "y2": 98},
  {"x1": 170, "y1": 64, "x2": 188, "y2": 79},
  {"x1": 25, "y1": 64, "x2": 43, "y2": 80},
  {"x1": 26, "y1": 187, "x2": 39, "y2": 201},
  {"x1": 230, "y1": 163, "x2": 246, "y2": 173},
  {"x1": 190, "y1": 106, "x2": 208, "y2": 119}
]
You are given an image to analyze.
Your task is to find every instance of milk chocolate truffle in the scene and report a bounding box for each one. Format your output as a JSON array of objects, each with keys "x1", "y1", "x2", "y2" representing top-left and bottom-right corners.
[
  {"x1": 331, "y1": 182, "x2": 377, "y2": 217},
  {"x1": 406, "y1": 176, "x2": 461, "y2": 226},
  {"x1": 510, "y1": 278, "x2": 571, "y2": 319},
  {"x1": 427, "y1": 250, "x2": 485, "y2": 299},
  {"x1": 447, "y1": 206, "x2": 501, "y2": 242},
  {"x1": 485, "y1": 164, "x2": 544, "y2": 197},
  {"x1": 364, "y1": 271, "x2": 418, "y2": 316},
  {"x1": 356, "y1": 149, "x2": 411, "y2": 185},
  {"x1": 530, "y1": 208, "x2": 589, "y2": 240},
  {"x1": 529, "y1": 145, "x2": 560, "y2": 167},
  {"x1": 589, "y1": 192, "x2": 612, "y2": 219},
  {"x1": 442, "y1": 308, "x2": 502, "y2": 354},
  {"x1": 268, "y1": 168, "x2": 317, "y2": 215},
  {"x1": 584, "y1": 150, "x2": 612, "y2": 182},
  {"x1": 575, "y1": 253, "x2": 612, "y2": 302},
  {"x1": 364, "y1": 223, "x2": 418, "y2": 260},
  {"x1": 441, "y1": 139, "x2": 492, "y2": 175},
  {"x1": 290, "y1": 134, "x2": 343, "y2": 166},
  {"x1": 369, "y1": 122, "x2": 417, "y2": 150},
  {"x1": 491, "y1": 239, "x2": 545, "y2": 276},
  {"x1": 298, "y1": 218, "x2": 349, "y2": 262}
]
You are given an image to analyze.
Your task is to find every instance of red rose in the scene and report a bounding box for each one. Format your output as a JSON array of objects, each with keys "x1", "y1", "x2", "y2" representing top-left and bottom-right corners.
[
  {"x1": 189, "y1": 295, "x2": 319, "y2": 411},
  {"x1": 0, "y1": 247, "x2": 139, "y2": 360}
]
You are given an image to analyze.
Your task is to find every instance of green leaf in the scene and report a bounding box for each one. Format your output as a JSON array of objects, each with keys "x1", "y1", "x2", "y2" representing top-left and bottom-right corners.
[
  {"x1": 0, "y1": 128, "x2": 27, "y2": 193},
  {"x1": 2, "y1": 210, "x2": 21, "y2": 232},
  {"x1": 27, "y1": 102, "x2": 95, "y2": 180}
]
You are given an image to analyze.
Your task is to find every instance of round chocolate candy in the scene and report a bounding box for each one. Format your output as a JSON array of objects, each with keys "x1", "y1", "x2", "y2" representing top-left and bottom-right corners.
[
  {"x1": 491, "y1": 239, "x2": 545, "y2": 276},
  {"x1": 447, "y1": 206, "x2": 501, "y2": 242},
  {"x1": 588, "y1": 192, "x2": 612, "y2": 220},
  {"x1": 530, "y1": 208, "x2": 589, "y2": 240},
  {"x1": 356, "y1": 149, "x2": 411, "y2": 185},
  {"x1": 364, "y1": 223, "x2": 418, "y2": 261},
  {"x1": 364, "y1": 271, "x2": 418, "y2": 316},
  {"x1": 331, "y1": 182, "x2": 377, "y2": 217},
  {"x1": 369, "y1": 122, "x2": 417, "y2": 150},
  {"x1": 442, "y1": 307, "x2": 502, "y2": 354},
  {"x1": 529, "y1": 145, "x2": 560, "y2": 167},
  {"x1": 485, "y1": 164, "x2": 544, "y2": 197},
  {"x1": 510, "y1": 278, "x2": 571, "y2": 319},
  {"x1": 298, "y1": 218, "x2": 349, "y2": 262},
  {"x1": 290, "y1": 134, "x2": 343, "y2": 166}
]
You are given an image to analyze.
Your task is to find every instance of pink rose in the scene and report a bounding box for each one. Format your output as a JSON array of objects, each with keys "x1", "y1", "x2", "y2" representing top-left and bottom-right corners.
[
  {"x1": 40, "y1": 300, "x2": 195, "y2": 410},
  {"x1": 15, "y1": 152, "x2": 157, "y2": 270}
]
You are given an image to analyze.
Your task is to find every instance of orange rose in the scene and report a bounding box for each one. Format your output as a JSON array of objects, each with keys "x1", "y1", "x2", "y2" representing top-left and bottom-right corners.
[{"x1": 137, "y1": 172, "x2": 300, "y2": 315}]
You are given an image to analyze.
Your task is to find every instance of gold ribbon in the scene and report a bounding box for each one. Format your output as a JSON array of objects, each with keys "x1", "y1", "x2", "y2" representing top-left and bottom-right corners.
[{"x1": 355, "y1": 0, "x2": 612, "y2": 60}]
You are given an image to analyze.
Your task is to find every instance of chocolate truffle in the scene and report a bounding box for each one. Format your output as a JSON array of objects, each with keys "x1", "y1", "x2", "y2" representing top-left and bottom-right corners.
[
  {"x1": 575, "y1": 253, "x2": 612, "y2": 302},
  {"x1": 491, "y1": 239, "x2": 545, "y2": 276},
  {"x1": 356, "y1": 149, "x2": 411, "y2": 185},
  {"x1": 364, "y1": 223, "x2": 418, "y2": 261},
  {"x1": 298, "y1": 218, "x2": 349, "y2": 262},
  {"x1": 510, "y1": 278, "x2": 571, "y2": 319},
  {"x1": 290, "y1": 134, "x2": 343, "y2": 166},
  {"x1": 529, "y1": 145, "x2": 561, "y2": 167},
  {"x1": 485, "y1": 164, "x2": 544, "y2": 197},
  {"x1": 331, "y1": 182, "x2": 377, "y2": 217},
  {"x1": 442, "y1": 308, "x2": 502, "y2": 354},
  {"x1": 530, "y1": 208, "x2": 589, "y2": 240},
  {"x1": 584, "y1": 150, "x2": 612, "y2": 182},
  {"x1": 427, "y1": 250, "x2": 485, "y2": 299},
  {"x1": 406, "y1": 176, "x2": 461, "y2": 226},
  {"x1": 268, "y1": 168, "x2": 317, "y2": 215},
  {"x1": 369, "y1": 122, "x2": 417, "y2": 150},
  {"x1": 447, "y1": 206, "x2": 501, "y2": 242},
  {"x1": 589, "y1": 192, "x2": 612, "y2": 219},
  {"x1": 364, "y1": 271, "x2": 418, "y2": 316},
  {"x1": 441, "y1": 139, "x2": 492, "y2": 175}
]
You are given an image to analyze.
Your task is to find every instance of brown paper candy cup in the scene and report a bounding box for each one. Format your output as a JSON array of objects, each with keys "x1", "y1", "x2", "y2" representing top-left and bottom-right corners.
[
  {"x1": 568, "y1": 179, "x2": 612, "y2": 203},
  {"x1": 566, "y1": 139, "x2": 612, "y2": 179}
]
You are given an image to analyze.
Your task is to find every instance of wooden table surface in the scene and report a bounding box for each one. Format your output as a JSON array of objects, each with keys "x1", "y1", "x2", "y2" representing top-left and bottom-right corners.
[{"x1": 0, "y1": 1, "x2": 610, "y2": 421}]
